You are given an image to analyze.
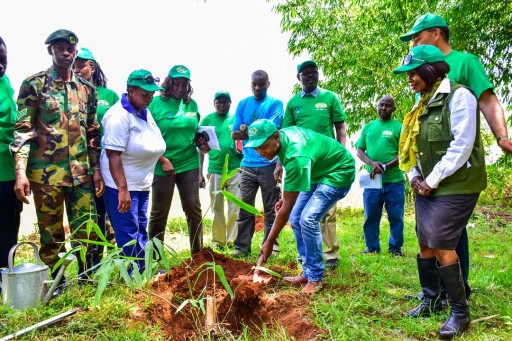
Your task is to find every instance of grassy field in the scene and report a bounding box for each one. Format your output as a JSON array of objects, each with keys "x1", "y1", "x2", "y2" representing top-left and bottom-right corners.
[{"x1": 1, "y1": 203, "x2": 511, "y2": 340}]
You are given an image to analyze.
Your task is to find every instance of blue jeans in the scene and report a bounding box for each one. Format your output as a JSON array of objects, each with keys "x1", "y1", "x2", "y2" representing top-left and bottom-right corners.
[
  {"x1": 104, "y1": 186, "x2": 149, "y2": 272},
  {"x1": 289, "y1": 184, "x2": 351, "y2": 282},
  {"x1": 363, "y1": 181, "x2": 405, "y2": 253}
]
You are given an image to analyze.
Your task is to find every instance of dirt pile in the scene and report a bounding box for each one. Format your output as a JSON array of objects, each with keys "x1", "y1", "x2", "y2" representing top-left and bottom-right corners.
[{"x1": 133, "y1": 248, "x2": 325, "y2": 340}]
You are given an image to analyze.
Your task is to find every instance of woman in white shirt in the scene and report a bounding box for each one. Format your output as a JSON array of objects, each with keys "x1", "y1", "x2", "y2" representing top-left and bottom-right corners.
[
  {"x1": 101, "y1": 69, "x2": 166, "y2": 273},
  {"x1": 394, "y1": 45, "x2": 485, "y2": 339}
]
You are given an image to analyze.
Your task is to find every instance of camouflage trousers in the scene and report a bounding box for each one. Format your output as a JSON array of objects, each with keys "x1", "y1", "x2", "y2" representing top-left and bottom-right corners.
[{"x1": 31, "y1": 181, "x2": 98, "y2": 271}]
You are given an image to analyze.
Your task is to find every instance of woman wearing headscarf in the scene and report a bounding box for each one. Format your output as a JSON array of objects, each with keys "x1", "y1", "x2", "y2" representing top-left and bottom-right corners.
[
  {"x1": 101, "y1": 69, "x2": 165, "y2": 272},
  {"x1": 394, "y1": 45, "x2": 486, "y2": 339},
  {"x1": 148, "y1": 65, "x2": 204, "y2": 254}
]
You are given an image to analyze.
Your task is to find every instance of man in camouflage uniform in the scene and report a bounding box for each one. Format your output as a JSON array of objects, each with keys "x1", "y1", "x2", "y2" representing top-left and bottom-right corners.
[{"x1": 11, "y1": 30, "x2": 103, "y2": 280}]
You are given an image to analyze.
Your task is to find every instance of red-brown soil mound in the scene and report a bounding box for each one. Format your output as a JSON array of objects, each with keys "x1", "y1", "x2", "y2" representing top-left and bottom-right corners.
[{"x1": 132, "y1": 248, "x2": 325, "y2": 340}]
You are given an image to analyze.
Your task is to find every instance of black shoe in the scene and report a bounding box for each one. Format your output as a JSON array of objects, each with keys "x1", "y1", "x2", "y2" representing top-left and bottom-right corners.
[
  {"x1": 232, "y1": 250, "x2": 250, "y2": 258},
  {"x1": 325, "y1": 259, "x2": 339, "y2": 270},
  {"x1": 390, "y1": 250, "x2": 404, "y2": 257},
  {"x1": 405, "y1": 291, "x2": 424, "y2": 300},
  {"x1": 361, "y1": 250, "x2": 379, "y2": 254}
]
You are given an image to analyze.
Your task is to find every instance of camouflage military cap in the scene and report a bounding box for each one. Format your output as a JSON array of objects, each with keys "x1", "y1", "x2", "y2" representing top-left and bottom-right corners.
[{"x1": 45, "y1": 29, "x2": 79, "y2": 45}]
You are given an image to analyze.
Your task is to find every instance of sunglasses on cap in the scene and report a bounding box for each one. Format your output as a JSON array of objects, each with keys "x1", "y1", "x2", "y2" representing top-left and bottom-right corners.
[
  {"x1": 401, "y1": 54, "x2": 428, "y2": 65},
  {"x1": 132, "y1": 75, "x2": 160, "y2": 84}
]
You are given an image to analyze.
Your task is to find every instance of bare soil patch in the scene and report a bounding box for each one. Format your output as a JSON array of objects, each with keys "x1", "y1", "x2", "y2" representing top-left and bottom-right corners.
[{"x1": 132, "y1": 248, "x2": 325, "y2": 340}]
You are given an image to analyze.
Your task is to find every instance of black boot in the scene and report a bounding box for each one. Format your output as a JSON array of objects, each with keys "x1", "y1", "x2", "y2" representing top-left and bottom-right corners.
[
  {"x1": 438, "y1": 262, "x2": 470, "y2": 339},
  {"x1": 405, "y1": 256, "x2": 443, "y2": 318}
]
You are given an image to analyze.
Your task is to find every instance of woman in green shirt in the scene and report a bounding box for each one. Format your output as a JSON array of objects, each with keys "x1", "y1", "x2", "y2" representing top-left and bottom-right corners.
[
  {"x1": 74, "y1": 47, "x2": 119, "y2": 266},
  {"x1": 0, "y1": 36, "x2": 23, "y2": 268},
  {"x1": 148, "y1": 65, "x2": 204, "y2": 254}
]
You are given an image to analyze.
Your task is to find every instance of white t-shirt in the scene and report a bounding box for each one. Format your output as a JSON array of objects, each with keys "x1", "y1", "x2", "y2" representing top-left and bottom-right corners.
[{"x1": 101, "y1": 101, "x2": 166, "y2": 191}]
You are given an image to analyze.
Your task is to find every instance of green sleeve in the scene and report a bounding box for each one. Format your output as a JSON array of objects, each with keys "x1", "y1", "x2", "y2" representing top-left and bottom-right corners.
[
  {"x1": 331, "y1": 93, "x2": 346, "y2": 123},
  {"x1": 282, "y1": 100, "x2": 296, "y2": 128},
  {"x1": 355, "y1": 124, "x2": 368, "y2": 149},
  {"x1": 464, "y1": 54, "x2": 493, "y2": 100},
  {"x1": 283, "y1": 157, "x2": 312, "y2": 192}
]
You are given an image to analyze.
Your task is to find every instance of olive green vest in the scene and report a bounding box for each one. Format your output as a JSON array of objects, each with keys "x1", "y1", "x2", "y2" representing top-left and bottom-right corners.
[{"x1": 416, "y1": 82, "x2": 486, "y2": 197}]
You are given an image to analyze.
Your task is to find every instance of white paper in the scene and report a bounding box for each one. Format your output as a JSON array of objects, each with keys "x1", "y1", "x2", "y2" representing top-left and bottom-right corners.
[
  {"x1": 197, "y1": 126, "x2": 220, "y2": 150},
  {"x1": 359, "y1": 173, "x2": 382, "y2": 189}
]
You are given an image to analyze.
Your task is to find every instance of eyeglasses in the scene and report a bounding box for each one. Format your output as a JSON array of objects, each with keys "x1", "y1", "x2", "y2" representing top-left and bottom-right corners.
[
  {"x1": 401, "y1": 54, "x2": 428, "y2": 65},
  {"x1": 132, "y1": 75, "x2": 160, "y2": 84}
]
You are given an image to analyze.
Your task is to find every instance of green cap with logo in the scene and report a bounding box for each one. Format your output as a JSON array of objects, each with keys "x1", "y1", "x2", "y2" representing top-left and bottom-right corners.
[
  {"x1": 168, "y1": 64, "x2": 191, "y2": 80},
  {"x1": 76, "y1": 47, "x2": 96, "y2": 61},
  {"x1": 297, "y1": 60, "x2": 317, "y2": 73},
  {"x1": 244, "y1": 119, "x2": 278, "y2": 148},
  {"x1": 45, "y1": 29, "x2": 79, "y2": 45},
  {"x1": 393, "y1": 45, "x2": 445, "y2": 74},
  {"x1": 399, "y1": 13, "x2": 448, "y2": 42},
  {"x1": 127, "y1": 69, "x2": 163, "y2": 92},
  {"x1": 214, "y1": 91, "x2": 231, "y2": 101}
]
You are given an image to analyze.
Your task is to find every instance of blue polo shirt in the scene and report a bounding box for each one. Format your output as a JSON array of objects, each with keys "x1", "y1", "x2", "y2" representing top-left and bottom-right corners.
[{"x1": 232, "y1": 95, "x2": 283, "y2": 167}]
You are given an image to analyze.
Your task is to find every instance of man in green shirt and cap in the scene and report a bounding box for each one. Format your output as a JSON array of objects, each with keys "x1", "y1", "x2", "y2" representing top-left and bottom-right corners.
[
  {"x1": 246, "y1": 119, "x2": 355, "y2": 294},
  {"x1": 199, "y1": 91, "x2": 241, "y2": 250},
  {"x1": 280, "y1": 60, "x2": 347, "y2": 269}
]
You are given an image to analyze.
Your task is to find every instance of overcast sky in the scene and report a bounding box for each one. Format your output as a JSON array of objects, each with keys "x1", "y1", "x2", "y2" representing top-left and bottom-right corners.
[{"x1": 2, "y1": 0, "x2": 306, "y2": 114}]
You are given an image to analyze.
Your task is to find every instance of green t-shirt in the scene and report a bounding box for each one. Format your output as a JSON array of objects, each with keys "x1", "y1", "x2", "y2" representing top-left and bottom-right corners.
[
  {"x1": 282, "y1": 88, "x2": 346, "y2": 138},
  {"x1": 355, "y1": 119, "x2": 404, "y2": 183},
  {"x1": 445, "y1": 49, "x2": 493, "y2": 100},
  {"x1": 200, "y1": 112, "x2": 241, "y2": 173},
  {"x1": 96, "y1": 86, "x2": 120, "y2": 135},
  {"x1": 149, "y1": 96, "x2": 200, "y2": 175},
  {"x1": 0, "y1": 75, "x2": 17, "y2": 181},
  {"x1": 278, "y1": 126, "x2": 355, "y2": 192}
]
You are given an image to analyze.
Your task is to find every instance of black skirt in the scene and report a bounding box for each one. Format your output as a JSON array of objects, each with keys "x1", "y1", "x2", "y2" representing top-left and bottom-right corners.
[{"x1": 415, "y1": 193, "x2": 479, "y2": 249}]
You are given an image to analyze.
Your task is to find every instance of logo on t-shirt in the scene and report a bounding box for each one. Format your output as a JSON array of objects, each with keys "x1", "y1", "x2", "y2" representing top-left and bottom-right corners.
[
  {"x1": 98, "y1": 99, "x2": 109, "y2": 108},
  {"x1": 315, "y1": 103, "x2": 328, "y2": 110},
  {"x1": 382, "y1": 130, "x2": 393, "y2": 137}
]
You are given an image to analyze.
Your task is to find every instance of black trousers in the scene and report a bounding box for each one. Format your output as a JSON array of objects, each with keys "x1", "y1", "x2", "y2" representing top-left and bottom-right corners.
[{"x1": 0, "y1": 180, "x2": 23, "y2": 268}]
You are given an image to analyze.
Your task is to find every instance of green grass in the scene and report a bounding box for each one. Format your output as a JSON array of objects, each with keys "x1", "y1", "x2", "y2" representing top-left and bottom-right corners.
[{"x1": 1, "y1": 204, "x2": 511, "y2": 340}]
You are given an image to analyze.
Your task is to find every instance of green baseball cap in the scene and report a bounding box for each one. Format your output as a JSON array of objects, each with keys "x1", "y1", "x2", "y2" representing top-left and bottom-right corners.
[
  {"x1": 76, "y1": 47, "x2": 96, "y2": 61},
  {"x1": 393, "y1": 45, "x2": 445, "y2": 74},
  {"x1": 168, "y1": 64, "x2": 191, "y2": 80},
  {"x1": 214, "y1": 91, "x2": 231, "y2": 101},
  {"x1": 127, "y1": 69, "x2": 163, "y2": 92},
  {"x1": 399, "y1": 13, "x2": 448, "y2": 42},
  {"x1": 244, "y1": 119, "x2": 278, "y2": 148},
  {"x1": 297, "y1": 60, "x2": 317, "y2": 73},
  {"x1": 45, "y1": 29, "x2": 79, "y2": 45}
]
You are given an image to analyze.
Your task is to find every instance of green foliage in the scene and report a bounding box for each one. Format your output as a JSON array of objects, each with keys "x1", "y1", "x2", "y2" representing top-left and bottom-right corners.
[
  {"x1": 480, "y1": 153, "x2": 512, "y2": 203},
  {"x1": 271, "y1": 0, "x2": 512, "y2": 134},
  {"x1": 175, "y1": 261, "x2": 234, "y2": 314},
  {"x1": 216, "y1": 155, "x2": 263, "y2": 216}
]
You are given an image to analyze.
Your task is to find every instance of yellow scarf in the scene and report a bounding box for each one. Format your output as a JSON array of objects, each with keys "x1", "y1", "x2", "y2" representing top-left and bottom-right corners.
[{"x1": 398, "y1": 78, "x2": 443, "y2": 172}]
